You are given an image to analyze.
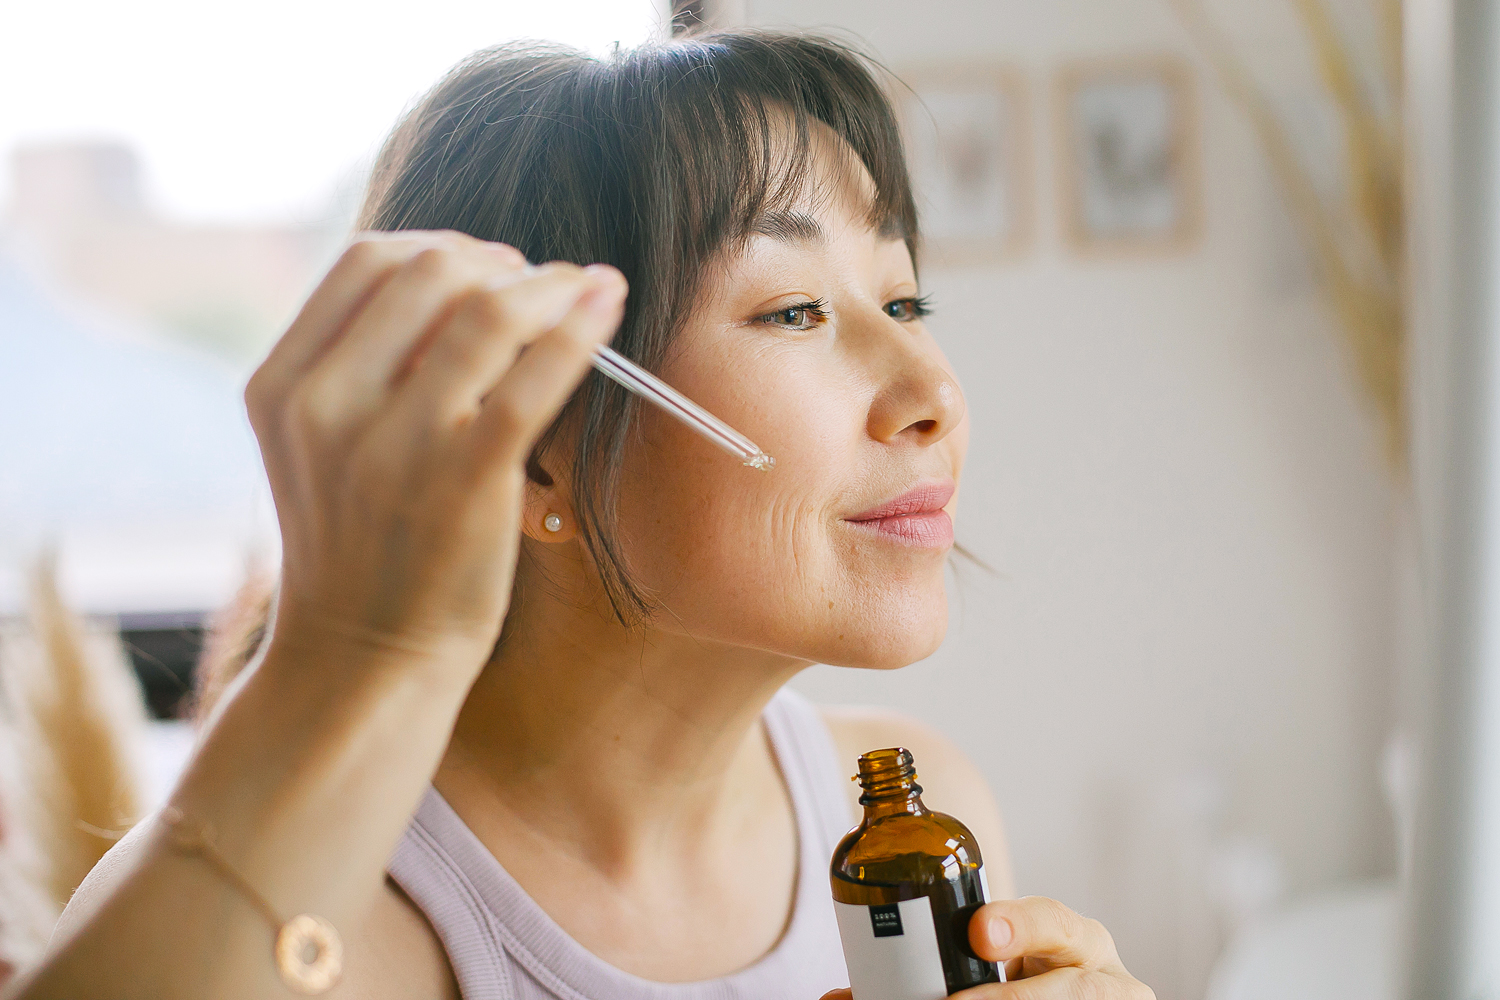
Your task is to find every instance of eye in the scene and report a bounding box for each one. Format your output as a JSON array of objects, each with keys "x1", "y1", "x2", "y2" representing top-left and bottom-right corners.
[
  {"x1": 884, "y1": 295, "x2": 933, "y2": 323},
  {"x1": 757, "y1": 299, "x2": 829, "y2": 330}
]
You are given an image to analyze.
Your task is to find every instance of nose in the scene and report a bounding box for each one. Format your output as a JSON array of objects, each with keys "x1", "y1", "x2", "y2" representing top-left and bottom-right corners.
[{"x1": 861, "y1": 316, "x2": 966, "y2": 446}]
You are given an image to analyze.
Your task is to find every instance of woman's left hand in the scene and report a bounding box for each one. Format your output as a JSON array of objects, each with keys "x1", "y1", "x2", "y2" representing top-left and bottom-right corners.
[
  {"x1": 958, "y1": 895, "x2": 1154, "y2": 1000},
  {"x1": 818, "y1": 895, "x2": 1152, "y2": 1000}
]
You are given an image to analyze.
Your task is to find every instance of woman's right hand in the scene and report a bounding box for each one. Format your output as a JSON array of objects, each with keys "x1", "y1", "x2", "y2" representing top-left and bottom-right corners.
[
  {"x1": 9, "y1": 233, "x2": 626, "y2": 1000},
  {"x1": 245, "y1": 230, "x2": 626, "y2": 680}
]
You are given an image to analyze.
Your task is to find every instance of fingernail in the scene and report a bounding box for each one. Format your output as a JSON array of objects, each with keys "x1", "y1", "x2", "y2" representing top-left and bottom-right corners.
[
  {"x1": 578, "y1": 280, "x2": 625, "y2": 315},
  {"x1": 485, "y1": 242, "x2": 526, "y2": 263},
  {"x1": 583, "y1": 263, "x2": 626, "y2": 290},
  {"x1": 988, "y1": 916, "x2": 1013, "y2": 950}
]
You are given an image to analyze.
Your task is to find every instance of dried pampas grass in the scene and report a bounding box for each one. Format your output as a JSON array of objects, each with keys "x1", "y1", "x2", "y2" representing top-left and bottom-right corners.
[
  {"x1": 1170, "y1": 0, "x2": 1407, "y2": 473},
  {"x1": 0, "y1": 554, "x2": 151, "y2": 979},
  {"x1": 0, "y1": 718, "x2": 56, "y2": 980},
  {"x1": 192, "y1": 568, "x2": 276, "y2": 726}
]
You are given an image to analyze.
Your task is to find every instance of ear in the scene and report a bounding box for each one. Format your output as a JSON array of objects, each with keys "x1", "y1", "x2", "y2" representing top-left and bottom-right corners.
[{"x1": 521, "y1": 473, "x2": 578, "y2": 543}]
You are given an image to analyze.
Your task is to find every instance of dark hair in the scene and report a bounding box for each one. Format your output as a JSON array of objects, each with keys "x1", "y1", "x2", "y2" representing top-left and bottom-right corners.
[{"x1": 358, "y1": 29, "x2": 920, "y2": 623}]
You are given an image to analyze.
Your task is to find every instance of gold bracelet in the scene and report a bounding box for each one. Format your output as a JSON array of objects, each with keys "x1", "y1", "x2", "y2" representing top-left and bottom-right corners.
[{"x1": 160, "y1": 806, "x2": 343, "y2": 995}]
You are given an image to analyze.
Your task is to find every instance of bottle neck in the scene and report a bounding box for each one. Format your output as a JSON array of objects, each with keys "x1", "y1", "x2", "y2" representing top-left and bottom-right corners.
[{"x1": 856, "y1": 748, "x2": 929, "y2": 819}]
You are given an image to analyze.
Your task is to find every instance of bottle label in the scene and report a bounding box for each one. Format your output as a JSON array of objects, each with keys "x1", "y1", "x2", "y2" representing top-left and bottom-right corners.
[{"x1": 833, "y1": 896, "x2": 948, "y2": 1000}]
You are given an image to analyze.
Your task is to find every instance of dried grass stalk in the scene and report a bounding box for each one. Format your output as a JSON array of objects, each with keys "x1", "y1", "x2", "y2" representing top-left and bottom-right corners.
[
  {"x1": 0, "y1": 555, "x2": 149, "y2": 917},
  {"x1": 191, "y1": 568, "x2": 275, "y2": 725},
  {"x1": 1170, "y1": 0, "x2": 1407, "y2": 473},
  {"x1": 0, "y1": 669, "x2": 59, "y2": 981}
]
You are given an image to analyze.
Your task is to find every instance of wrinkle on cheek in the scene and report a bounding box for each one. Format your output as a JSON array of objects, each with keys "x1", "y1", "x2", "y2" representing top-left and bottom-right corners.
[{"x1": 756, "y1": 492, "x2": 826, "y2": 620}]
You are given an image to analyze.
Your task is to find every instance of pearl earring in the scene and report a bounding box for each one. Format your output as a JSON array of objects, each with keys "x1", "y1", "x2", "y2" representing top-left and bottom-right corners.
[{"x1": 543, "y1": 513, "x2": 563, "y2": 533}]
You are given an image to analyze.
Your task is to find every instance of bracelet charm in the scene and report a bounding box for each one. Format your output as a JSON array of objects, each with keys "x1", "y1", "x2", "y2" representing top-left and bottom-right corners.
[
  {"x1": 161, "y1": 806, "x2": 344, "y2": 994},
  {"x1": 275, "y1": 913, "x2": 343, "y2": 994}
]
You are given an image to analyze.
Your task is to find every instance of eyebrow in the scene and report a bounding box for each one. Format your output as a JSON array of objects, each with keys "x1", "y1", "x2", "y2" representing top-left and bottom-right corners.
[{"x1": 750, "y1": 209, "x2": 826, "y2": 244}]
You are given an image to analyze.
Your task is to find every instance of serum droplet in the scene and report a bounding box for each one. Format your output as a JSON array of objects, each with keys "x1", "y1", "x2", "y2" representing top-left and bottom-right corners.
[{"x1": 744, "y1": 452, "x2": 776, "y2": 472}]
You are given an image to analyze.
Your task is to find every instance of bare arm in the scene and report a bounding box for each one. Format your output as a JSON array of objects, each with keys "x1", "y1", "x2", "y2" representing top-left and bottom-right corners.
[{"x1": 6, "y1": 232, "x2": 627, "y2": 1000}]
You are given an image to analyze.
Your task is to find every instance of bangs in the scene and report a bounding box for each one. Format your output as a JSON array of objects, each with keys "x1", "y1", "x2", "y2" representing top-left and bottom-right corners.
[
  {"x1": 359, "y1": 30, "x2": 919, "y2": 623},
  {"x1": 627, "y1": 35, "x2": 918, "y2": 258}
]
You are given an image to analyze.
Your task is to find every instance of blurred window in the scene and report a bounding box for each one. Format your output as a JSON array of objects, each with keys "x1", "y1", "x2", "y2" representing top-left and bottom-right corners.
[{"x1": 1, "y1": 0, "x2": 665, "y2": 711}]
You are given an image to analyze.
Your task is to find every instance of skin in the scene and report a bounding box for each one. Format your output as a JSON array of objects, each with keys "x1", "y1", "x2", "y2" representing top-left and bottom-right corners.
[{"x1": 5, "y1": 138, "x2": 1151, "y2": 1000}]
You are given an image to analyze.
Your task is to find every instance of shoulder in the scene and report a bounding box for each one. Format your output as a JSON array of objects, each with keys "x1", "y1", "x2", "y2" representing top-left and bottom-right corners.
[
  {"x1": 818, "y1": 704, "x2": 1016, "y2": 898},
  {"x1": 54, "y1": 812, "x2": 155, "y2": 939}
]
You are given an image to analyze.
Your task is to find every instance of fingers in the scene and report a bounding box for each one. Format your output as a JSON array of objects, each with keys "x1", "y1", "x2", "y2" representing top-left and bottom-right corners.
[
  {"x1": 247, "y1": 231, "x2": 527, "y2": 437},
  {"x1": 251, "y1": 232, "x2": 462, "y2": 395},
  {"x1": 969, "y1": 897, "x2": 1119, "y2": 971},
  {"x1": 954, "y1": 898, "x2": 1152, "y2": 1000},
  {"x1": 466, "y1": 268, "x2": 627, "y2": 470},
  {"x1": 392, "y1": 263, "x2": 624, "y2": 428},
  {"x1": 302, "y1": 238, "x2": 530, "y2": 425},
  {"x1": 952, "y1": 966, "x2": 1153, "y2": 1000}
]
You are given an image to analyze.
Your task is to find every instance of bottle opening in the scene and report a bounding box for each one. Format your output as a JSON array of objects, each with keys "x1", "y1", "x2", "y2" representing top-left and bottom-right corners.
[{"x1": 855, "y1": 747, "x2": 923, "y2": 804}]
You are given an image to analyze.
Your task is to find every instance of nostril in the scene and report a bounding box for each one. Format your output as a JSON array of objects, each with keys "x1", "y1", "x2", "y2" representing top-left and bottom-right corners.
[{"x1": 909, "y1": 419, "x2": 938, "y2": 435}]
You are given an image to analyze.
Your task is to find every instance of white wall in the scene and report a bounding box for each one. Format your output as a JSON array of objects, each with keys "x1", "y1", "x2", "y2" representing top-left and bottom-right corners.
[{"x1": 746, "y1": 2, "x2": 1402, "y2": 996}]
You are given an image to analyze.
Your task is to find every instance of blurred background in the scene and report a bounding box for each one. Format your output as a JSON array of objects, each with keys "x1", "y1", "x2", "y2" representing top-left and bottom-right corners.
[{"x1": 0, "y1": 0, "x2": 1429, "y2": 996}]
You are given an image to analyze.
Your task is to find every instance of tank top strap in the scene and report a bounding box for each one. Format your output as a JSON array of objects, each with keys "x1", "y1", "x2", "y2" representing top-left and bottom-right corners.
[
  {"x1": 389, "y1": 791, "x2": 517, "y2": 1000},
  {"x1": 761, "y1": 686, "x2": 857, "y2": 858}
]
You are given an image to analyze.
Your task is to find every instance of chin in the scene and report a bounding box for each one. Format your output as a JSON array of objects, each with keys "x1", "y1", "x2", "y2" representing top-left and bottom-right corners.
[{"x1": 812, "y1": 589, "x2": 949, "y2": 671}]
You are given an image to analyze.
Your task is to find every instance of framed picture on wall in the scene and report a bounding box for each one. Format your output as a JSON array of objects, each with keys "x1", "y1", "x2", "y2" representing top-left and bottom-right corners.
[
  {"x1": 1056, "y1": 57, "x2": 1201, "y2": 254},
  {"x1": 894, "y1": 65, "x2": 1032, "y2": 264}
]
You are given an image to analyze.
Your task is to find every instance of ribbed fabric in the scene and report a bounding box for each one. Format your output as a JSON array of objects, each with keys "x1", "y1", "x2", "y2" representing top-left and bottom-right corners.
[{"x1": 388, "y1": 687, "x2": 855, "y2": 1000}]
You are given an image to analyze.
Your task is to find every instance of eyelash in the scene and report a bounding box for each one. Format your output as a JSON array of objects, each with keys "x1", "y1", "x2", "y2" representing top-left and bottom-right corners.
[
  {"x1": 757, "y1": 298, "x2": 830, "y2": 330},
  {"x1": 755, "y1": 294, "x2": 934, "y2": 330},
  {"x1": 887, "y1": 294, "x2": 934, "y2": 322}
]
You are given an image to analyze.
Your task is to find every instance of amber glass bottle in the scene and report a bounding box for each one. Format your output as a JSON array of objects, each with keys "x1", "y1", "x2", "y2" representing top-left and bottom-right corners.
[{"x1": 830, "y1": 747, "x2": 1002, "y2": 1000}]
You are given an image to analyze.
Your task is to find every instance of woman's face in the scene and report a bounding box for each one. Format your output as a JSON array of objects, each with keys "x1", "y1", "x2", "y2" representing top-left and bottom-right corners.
[{"x1": 610, "y1": 147, "x2": 969, "y2": 671}]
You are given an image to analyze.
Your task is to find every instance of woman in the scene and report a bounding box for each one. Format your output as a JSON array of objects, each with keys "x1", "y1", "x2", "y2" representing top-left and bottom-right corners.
[{"x1": 9, "y1": 30, "x2": 1151, "y2": 1000}]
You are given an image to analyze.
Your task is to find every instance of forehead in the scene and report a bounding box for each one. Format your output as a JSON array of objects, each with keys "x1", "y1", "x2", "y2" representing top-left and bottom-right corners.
[
  {"x1": 743, "y1": 117, "x2": 906, "y2": 253},
  {"x1": 727, "y1": 212, "x2": 914, "y2": 299},
  {"x1": 764, "y1": 116, "x2": 882, "y2": 224}
]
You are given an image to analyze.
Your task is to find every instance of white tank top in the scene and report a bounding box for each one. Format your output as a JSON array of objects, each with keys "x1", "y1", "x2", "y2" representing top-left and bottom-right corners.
[{"x1": 387, "y1": 687, "x2": 855, "y2": 1000}]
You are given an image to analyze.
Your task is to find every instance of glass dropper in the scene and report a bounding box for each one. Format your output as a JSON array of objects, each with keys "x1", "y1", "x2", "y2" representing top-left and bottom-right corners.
[{"x1": 591, "y1": 345, "x2": 775, "y2": 471}]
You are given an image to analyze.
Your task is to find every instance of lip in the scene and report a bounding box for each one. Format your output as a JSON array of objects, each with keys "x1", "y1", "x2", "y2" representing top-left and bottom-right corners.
[{"x1": 843, "y1": 480, "x2": 956, "y2": 549}]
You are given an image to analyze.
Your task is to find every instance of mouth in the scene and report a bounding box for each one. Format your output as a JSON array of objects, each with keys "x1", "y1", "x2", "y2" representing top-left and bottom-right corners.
[{"x1": 843, "y1": 479, "x2": 956, "y2": 549}]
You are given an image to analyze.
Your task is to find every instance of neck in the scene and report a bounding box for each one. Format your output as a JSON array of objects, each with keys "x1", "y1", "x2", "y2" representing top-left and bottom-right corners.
[{"x1": 435, "y1": 548, "x2": 808, "y2": 874}]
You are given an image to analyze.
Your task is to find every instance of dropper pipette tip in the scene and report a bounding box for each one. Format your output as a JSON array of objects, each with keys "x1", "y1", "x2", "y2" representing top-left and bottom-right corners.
[{"x1": 743, "y1": 452, "x2": 776, "y2": 472}]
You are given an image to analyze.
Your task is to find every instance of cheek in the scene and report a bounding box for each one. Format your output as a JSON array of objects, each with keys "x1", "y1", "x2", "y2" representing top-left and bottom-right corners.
[
  {"x1": 611, "y1": 343, "x2": 950, "y2": 667},
  {"x1": 616, "y1": 353, "x2": 854, "y2": 609}
]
